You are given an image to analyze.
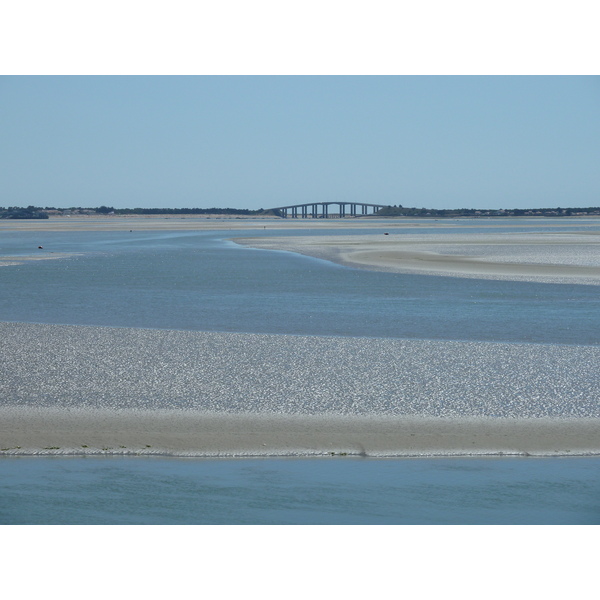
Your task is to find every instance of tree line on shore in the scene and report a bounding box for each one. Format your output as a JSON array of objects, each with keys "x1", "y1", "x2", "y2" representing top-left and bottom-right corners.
[
  {"x1": 0, "y1": 205, "x2": 274, "y2": 219},
  {"x1": 375, "y1": 205, "x2": 600, "y2": 217},
  {"x1": 0, "y1": 206, "x2": 50, "y2": 219},
  {"x1": 2, "y1": 204, "x2": 600, "y2": 219}
]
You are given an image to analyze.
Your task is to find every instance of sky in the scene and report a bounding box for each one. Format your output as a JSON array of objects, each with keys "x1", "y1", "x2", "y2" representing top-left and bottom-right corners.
[{"x1": 1, "y1": 75, "x2": 599, "y2": 211}]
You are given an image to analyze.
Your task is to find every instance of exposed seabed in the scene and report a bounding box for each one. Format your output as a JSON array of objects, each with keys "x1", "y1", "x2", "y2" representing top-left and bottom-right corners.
[
  {"x1": 2, "y1": 319, "x2": 599, "y2": 459},
  {"x1": 1, "y1": 407, "x2": 598, "y2": 458}
]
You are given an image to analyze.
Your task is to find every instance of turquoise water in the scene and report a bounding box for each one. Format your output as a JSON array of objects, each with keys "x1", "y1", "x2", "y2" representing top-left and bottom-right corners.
[{"x1": 1, "y1": 218, "x2": 600, "y2": 524}]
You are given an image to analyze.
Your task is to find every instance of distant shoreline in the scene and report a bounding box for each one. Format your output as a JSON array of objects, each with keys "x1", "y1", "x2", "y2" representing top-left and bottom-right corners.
[{"x1": 3, "y1": 213, "x2": 600, "y2": 233}]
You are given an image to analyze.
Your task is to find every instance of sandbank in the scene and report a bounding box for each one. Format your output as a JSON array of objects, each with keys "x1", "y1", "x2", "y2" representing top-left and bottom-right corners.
[
  {"x1": 3, "y1": 214, "x2": 600, "y2": 232},
  {"x1": 1, "y1": 322, "x2": 599, "y2": 457},
  {"x1": 235, "y1": 231, "x2": 600, "y2": 284},
  {"x1": 1, "y1": 407, "x2": 598, "y2": 458},
  {"x1": 0, "y1": 253, "x2": 76, "y2": 267}
]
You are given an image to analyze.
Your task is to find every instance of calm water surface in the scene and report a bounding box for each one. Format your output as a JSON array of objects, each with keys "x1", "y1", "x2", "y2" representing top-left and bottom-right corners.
[{"x1": 1, "y1": 456, "x2": 599, "y2": 524}]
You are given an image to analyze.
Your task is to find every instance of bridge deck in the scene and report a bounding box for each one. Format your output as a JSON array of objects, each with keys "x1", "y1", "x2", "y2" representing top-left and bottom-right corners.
[{"x1": 269, "y1": 202, "x2": 387, "y2": 218}]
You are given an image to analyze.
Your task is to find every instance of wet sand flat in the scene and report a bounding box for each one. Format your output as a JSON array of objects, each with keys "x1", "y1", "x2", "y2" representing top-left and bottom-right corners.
[
  {"x1": 0, "y1": 214, "x2": 395, "y2": 232},
  {"x1": 236, "y1": 231, "x2": 600, "y2": 284},
  {"x1": 3, "y1": 214, "x2": 600, "y2": 232},
  {"x1": 1, "y1": 407, "x2": 598, "y2": 457}
]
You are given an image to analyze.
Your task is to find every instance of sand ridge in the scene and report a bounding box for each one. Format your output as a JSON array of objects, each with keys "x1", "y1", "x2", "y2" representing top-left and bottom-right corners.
[
  {"x1": 235, "y1": 231, "x2": 600, "y2": 284},
  {"x1": 3, "y1": 213, "x2": 600, "y2": 232},
  {"x1": 1, "y1": 322, "x2": 599, "y2": 456},
  {"x1": 1, "y1": 407, "x2": 598, "y2": 457}
]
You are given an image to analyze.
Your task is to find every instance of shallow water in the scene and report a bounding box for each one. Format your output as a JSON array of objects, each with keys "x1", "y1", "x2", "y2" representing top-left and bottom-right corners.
[
  {"x1": 1, "y1": 456, "x2": 599, "y2": 524},
  {"x1": 1, "y1": 224, "x2": 600, "y2": 344}
]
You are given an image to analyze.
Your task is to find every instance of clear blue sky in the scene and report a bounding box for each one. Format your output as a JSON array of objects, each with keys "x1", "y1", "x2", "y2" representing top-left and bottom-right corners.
[{"x1": 1, "y1": 76, "x2": 598, "y2": 210}]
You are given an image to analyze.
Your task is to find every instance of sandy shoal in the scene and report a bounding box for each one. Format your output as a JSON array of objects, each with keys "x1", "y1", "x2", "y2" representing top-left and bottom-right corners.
[
  {"x1": 235, "y1": 231, "x2": 600, "y2": 284},
  {"x1": 2, "y1": 322, "x2": 599, "y2": 457},
  {"x1": 3, "y1": 214, "x2": 600, "y2": 232},
  {"x1": 0, "y1": 215, "x2": 404, "y2": 232},
  {"x1": 0, "y1": 253, "x2": 76, "y2": 267},
  {"x1": 1, "y1": 407, "x2": 598, "y2": 457}
]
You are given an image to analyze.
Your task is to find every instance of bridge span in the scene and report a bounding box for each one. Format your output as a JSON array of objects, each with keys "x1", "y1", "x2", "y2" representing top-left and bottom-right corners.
[{"x1": 270, "y1": 202, "x2": 388, "y2": 218}]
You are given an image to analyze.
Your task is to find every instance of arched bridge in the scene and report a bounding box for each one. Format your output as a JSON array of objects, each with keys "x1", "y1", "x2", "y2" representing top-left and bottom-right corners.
[{"x1": 269, "y1": 202, "x2": 388, "y2": 218}]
